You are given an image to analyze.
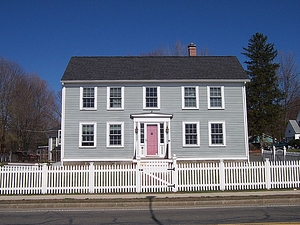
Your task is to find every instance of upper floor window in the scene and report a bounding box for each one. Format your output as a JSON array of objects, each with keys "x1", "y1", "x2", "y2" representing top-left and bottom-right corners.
[
  {"x1": 107, "y1": 87, "x2": 124, "y2": 110},
  {"x1": 182, "y1": 86, "x2": 199, "y2": 109},
  {"x1": 143, "y1": 86, "x2": 160, "y2": 109},
  {"x1": 79, "y1": 122, "x2": 97, "y2": 147},
  {"x1": 209, "y1": 122, "x2": 226, "y2": 146},
  {"x1": 80, "y1": 87, "x2": 97, "y2": 110},
  {"x1": 208, "y1": 86, "x2": 224, "y2": 109},
  {"x1": 182, "y1": 122, "x2": 200, "y2": 147}
]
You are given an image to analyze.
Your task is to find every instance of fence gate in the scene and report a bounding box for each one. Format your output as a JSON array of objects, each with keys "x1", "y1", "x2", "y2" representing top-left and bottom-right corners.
[{"x1": 137, "y1": 160, "x2": 177, "y2": 193}]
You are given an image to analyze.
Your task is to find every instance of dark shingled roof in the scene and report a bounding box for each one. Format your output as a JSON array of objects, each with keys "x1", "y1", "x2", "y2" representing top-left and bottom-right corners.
[{"x1": 61, "y1": 56, "x2": 249, "y2": 81}]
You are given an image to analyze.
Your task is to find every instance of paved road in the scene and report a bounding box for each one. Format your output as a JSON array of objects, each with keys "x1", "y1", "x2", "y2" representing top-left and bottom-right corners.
[{"x1": 1, "y1": 203, "x2": 300, "y2": 224}]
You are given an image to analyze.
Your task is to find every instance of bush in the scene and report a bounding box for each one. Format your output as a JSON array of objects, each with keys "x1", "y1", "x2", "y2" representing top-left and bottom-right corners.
[{"x1": 288, "y1": 139, "x2": 300, "y2": 149}]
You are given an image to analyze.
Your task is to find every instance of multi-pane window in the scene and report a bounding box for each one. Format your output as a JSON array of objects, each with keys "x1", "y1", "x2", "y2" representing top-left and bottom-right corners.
[
  {"x1": 107, "y1": 87, "x2": 124, "y2": 109},
  {"x1": 80, "y1": 123, "x2": 96, "y2": 147},
  {"x1": 107, "y1": 123, "x2": 124, "y2": 147},
  {"x1": 209, "y1": 122, "x2": 226, "y2": 146},
  {"x1": 182, "y1": 86, "x2": 198, "y2": 109},
  {"x1": 160, "y1": 123, "x2": 164, "y2": 144},
  {"x1": 80, "y1": 87, "x2": 97, "y2": 110},
  {"x1": 140, "y1": 123, "x2": 144, "y2": 144},
  {"x1": 208, "y1": 86, "x2": 224, "y2": 109},
  {"x1": 183, "y1": 122, "x2": 200, "y2": 147},
  {"x1": 144, "y1": 87, "x2": 160, "y2": 109}
]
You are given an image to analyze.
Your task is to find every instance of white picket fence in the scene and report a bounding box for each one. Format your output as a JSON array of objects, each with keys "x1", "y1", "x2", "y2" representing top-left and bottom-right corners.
[{"x1": 0, "y1": 158, "x2": 299, "y2": 195}]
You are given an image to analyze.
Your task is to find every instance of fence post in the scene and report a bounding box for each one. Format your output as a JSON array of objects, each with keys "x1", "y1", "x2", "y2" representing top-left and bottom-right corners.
[
  {"x1": 136, "y1": 156, "x2": 141, "y2": 193},
  {"x1": 283, "y1": 146, "x2": 286, "y2": 161},
  {"x1": 219, "y1": 160, "x2": 225, "y2": 191},
  {"x1": 89, "y1": 162, "x2": 94, "y2": 194},
  {"x1": 265, "y1": 158, "x2": 271, "y2": 190},
  {"x1": 41, "y1": 163, "x2": 48, "y2": 194},
  {"x1": 273, "y1": 146, "x2": 276, "y2": 161},
  {"x1": 172, "y1": 154, "x2": 178, "y2": 192}
]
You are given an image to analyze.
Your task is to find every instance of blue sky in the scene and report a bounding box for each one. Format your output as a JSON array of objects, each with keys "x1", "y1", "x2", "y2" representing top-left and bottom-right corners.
[{"x1": 1, "y1": 0, "x2": 299, "y2": 92}]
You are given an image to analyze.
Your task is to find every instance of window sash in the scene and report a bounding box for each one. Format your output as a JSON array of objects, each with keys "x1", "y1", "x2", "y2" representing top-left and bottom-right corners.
[
  {"x1": 208, "y1": 87, "x2": 224, "y2": 109},
  {"x1": 80, "y1": 123, "x2": 96, "y2": 147},
  {"x1": 183, "y1": 122, "x2": 200, "y2": 146},
  {"x1": 107, "y1": 123, "x2": 124, "y2": 147},
  {"x1": 145, "y1": 87, "x2": 158, "y2": 108},
  {"x1": 209, "y1": 122, "x2": 226, "y2": 146},
  {"x1": 109, "y1": 87, "x2": 122, "y2": 108},
  {"x1": 184, "y1": 87, "x2": 196, "y2": 108},
  {"x1": 83, "y1": 88, "x2": 95, "y2": 108}
]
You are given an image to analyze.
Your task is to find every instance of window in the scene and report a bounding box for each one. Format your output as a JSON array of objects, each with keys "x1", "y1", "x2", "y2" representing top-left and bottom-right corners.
[
  {"x1": 182, "y1": 86, "x2": 199, "y2": 109},
  {"x1": 107, "y1": 122, "x2": 124, "y2": 147},
  {"x1": 160, "y1": 123, "x2": 164, "y2": 144},
  {"x1": 57, "y1": 130, "x2": 61, "y2": 146},
  {"x1": 143, "y1": 87, "x2": 160, "y2": 109},
  {"x1": 140, "y1": 123, "x2": 144, "y2": 144},
  {"x1": 182, "y1": 122, "x2": 200, "y2": 147},
  {"x1": 208, "y1": 86, "x2": 224, "y2": 109},
  {"x1": 80, "y1": 87, "x2": 97, "y2": 110},
  {"x1": 79, "y1": 123, "x2": 96, "y2": 147},
  {"x1": 107, "y1": 87, "x2": 124, "y2": 110},
  {"x1": 209, "y1": 122, "x2": 226, "y2": 146}
]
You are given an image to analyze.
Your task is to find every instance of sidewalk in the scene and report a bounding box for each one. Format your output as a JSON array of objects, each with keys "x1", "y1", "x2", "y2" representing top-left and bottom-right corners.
[{"x1": 0, "y1": 190, "x2": 299, "y2": 209}]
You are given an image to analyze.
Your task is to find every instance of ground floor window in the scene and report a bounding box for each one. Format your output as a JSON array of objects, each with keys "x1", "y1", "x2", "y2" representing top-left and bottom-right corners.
[
  {"x1": 107, "y1": 122, "x2": 124, "y2": 147},
  {"x1": 209, "y1": 122, "x2": 226, "y2": 146},
  {"x1": 79, "y1": 122, "x2": 96, "y2": 147},
  {"x1": 183, "y1": 122, "x2": 200, "y2": 147}
]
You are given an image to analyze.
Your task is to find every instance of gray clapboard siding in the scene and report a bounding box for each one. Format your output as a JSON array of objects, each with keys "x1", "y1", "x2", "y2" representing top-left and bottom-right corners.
[{"x1": 63, "y1": 82, "x2": 247, "y2": 160}]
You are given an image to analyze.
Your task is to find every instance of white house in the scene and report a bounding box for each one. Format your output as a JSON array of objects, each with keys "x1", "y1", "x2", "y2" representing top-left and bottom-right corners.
[
  {"x1": 60, "y1": 44, "x2": 250, "y2": 165},
  {"x1": 285, "y1": 111, "x2": 300, "y2": 143}
]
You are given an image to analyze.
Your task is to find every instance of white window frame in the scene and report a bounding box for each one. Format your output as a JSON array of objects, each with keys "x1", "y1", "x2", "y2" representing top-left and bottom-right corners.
[
  {"x1": 207, "y1": 86, "x2": 225, "y2": 109},
  {"x1": 182, "y1": 86, "x2": 199, "y2": 109},
  {"x1": 208, "y1": 121, "x2": 226, "y2": 147},
  {"x1": 143, "y1": 86, "x2": 160, "y2": 109},
  {"x1": 79, "y1": 122, "x2": 97, "y2": 148},
  {"x1": 80, "y1": 87, "x2": 97, "y2": 110},
  {"x1": 182, "y1": 122, "x2": 200, "y2": 147},
  {"x1": 107, "y1": 86, "x2": 124, "y2": 110},
  {"x1": 106, "y1": 122, "x2": 124, "y2": 148}
]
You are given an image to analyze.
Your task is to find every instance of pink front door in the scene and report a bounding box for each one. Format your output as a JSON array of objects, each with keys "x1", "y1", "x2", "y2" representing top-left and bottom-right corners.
[{"x1": 147, "y1": 125, "x2": 158, "y2": 156}]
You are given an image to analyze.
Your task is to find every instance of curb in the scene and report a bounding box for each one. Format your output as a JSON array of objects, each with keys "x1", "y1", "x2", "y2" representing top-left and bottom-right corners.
[{"x1": 1, "y1": 198, "x2": 299, "y2": 209}]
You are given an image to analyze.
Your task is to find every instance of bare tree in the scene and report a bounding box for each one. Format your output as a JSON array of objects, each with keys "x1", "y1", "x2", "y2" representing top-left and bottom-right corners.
[
  {"x1": 278, "y1": 51, "x2": 300, "y2": 124},
  {"x1": 0, "y1": 56, "x2": 60, "y2": 158},
  {"x1": 140, "y1": 40, "x2": 212, "y2": 56}
]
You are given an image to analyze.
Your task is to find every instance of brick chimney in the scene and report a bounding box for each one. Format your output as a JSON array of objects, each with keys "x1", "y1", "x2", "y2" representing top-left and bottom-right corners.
[{"x1": 188, "y1": 43, "x2": 197, "y2": 56}]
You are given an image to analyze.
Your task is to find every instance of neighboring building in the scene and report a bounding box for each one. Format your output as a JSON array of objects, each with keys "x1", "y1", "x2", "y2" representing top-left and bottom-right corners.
[
  {"x1": 285, "y1": 111, "x2": 300, "y2": 143},
  {"x1": 46, "y1": 126, "x2": 61, "y2": 162},
  {"x1": 60, "y1": 44, "x2": 250, "y2": 165}
]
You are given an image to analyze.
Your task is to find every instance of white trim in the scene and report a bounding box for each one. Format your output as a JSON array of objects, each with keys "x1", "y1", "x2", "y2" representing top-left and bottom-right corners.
[
  {"x1": 106, "y1": 122, "x2": 124, "y2": 148},
  {"x1": 79, "y1": 122, "x2": 97, "y2": 148},
  {"x1": 208, "y1": 121, "x2": 226, "y2": 147},
  {"x1": 181, "y1": 86, "x2": 199, "y2": 109},
  {"x1": 107, "y1": 86, "x2": 124, "y2": 110},
  {"x1": 131, "y1": 113, "x2": 173, "y2": 119},
  {"x1": 207, "y1": 86, "x2": 225, "y2": 109},
  {"x1": 182, "y1": 122, "x2": 200, "y2": 147},
  {"x1": 242, "y1": 85, "x2": 249, "y2": 160},
  {"x1": 62, "y1": 158, "x2": 134, "y2": 162},
  {"x1": 61, "y1": 86, "x2": 66, "y2": 162},
  {"x1": 143, "y1": 86, "x2": 160, "y2": 109},
  {"x1": 175, "y1": 157, "x2": 248, "y2": 161},
  {"x1": 62, "y1": 79, "x2": 250, "y2": 84},
  {"x1": 80, "y1": 87, "x2": 97, "y2": 110}
]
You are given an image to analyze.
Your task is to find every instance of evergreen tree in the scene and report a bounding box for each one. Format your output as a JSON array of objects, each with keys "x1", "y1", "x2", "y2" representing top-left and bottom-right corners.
[{"x1": 242, "y1": 33, "x2": 283, "y2": 146}]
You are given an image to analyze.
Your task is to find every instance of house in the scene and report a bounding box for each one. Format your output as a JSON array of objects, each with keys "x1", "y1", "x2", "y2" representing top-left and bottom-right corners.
[
  {"x1": 46, "y1": 126, "x2": 61, "y2": 162},
  {"x1": 60, "y1": 44, "x2": 250, "y2": 165},
  {"x1": 285, "y1": 111, "x2": 300, "y2": 143}
]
